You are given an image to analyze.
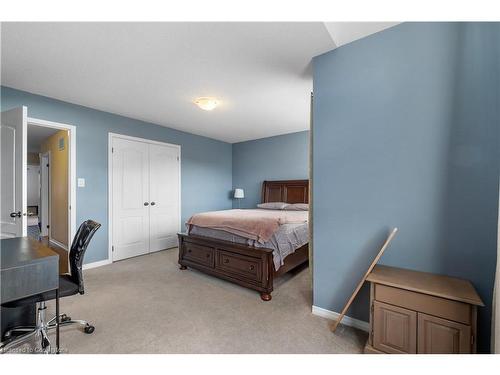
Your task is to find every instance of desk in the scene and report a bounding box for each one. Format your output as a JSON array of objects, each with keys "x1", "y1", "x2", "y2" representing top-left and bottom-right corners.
[{"x1": 1, "y1": 237, "x2": 60, "y2": 353}]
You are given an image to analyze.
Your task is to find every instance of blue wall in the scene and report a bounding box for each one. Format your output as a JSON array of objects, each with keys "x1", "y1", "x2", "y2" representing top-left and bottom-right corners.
[
  {"x1": 232, "y1": 131, "x2": 309, "y2": 208},
  {"x1": 313, "y1": 23, "x2": 499, "y2": 352},
  {"x1": 1, "y1": 87, "x2": 233, "y2": 264}
]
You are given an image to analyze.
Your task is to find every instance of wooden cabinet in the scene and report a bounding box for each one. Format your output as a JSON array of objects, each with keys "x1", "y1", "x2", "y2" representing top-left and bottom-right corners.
[{"x1": 365, "y1": 265, "x2": 483, "y2": 354}]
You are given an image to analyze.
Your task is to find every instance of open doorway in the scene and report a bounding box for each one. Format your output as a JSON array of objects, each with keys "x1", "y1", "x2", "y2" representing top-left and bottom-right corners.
[{"x1": 27, "y1": 120, "x2": 73, "y2": 273}]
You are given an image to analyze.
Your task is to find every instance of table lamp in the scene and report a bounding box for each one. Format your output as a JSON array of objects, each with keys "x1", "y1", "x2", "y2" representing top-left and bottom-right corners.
[{"x1": 234, "y1": 188, "x2": 244, "y2": 208}]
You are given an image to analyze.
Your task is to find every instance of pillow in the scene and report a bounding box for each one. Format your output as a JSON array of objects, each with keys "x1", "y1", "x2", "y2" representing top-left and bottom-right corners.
[
  {"x1": 283, "y1": 203, "x2": 309, "y2": 211},
  {"x1": 257, "y1": 202, "x2": 288, "y2": 210}
]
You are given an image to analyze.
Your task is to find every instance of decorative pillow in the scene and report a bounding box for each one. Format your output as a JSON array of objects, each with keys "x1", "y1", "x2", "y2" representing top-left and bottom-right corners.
[
  {"x1": 257, "y1": 202, "x2": 288, "y2": 210},
  {"x1": 283, "y1": 203, "x2": 309, "y2": 211}
]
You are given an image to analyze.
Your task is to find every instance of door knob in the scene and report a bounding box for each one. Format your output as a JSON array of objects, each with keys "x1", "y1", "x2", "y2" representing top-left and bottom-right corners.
[
  {"x1": 144, "y1": 202, "x2": 149, "y2": 206},
  {"x1": 10, "y1": 211, "x2": 22, "y2": 218}
]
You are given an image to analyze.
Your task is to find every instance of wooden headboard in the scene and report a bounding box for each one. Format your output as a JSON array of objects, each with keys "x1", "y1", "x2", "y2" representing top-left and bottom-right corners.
[{"x1": 261, "y1": 180, "x2": 309, "y2": 204}]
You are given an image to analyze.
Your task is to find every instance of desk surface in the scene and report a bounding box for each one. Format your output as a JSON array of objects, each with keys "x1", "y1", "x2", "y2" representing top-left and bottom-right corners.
[
  {"x1": 1, "y1": 237, "x2": 59, "y2": 304},
  {"x1": 1, "y1": 237, "x2": 58, "y2": 269}
]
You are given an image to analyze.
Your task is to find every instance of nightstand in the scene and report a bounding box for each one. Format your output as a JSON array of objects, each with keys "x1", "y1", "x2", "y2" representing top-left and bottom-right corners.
[{"x1": 364, "y1": 265, "x2": 484, "y2": 354}]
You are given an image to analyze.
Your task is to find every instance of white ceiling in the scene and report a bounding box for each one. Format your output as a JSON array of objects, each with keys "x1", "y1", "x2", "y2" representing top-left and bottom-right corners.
[
  {"x1": 1, "y1": 22, "x2": 398, "y2": 143},
  {"x1": 27, "y1": 124, "x2": 59, "y2": 153},
  {"x1": 324, "y1": 22, "x2": 400, "y2": 48}
]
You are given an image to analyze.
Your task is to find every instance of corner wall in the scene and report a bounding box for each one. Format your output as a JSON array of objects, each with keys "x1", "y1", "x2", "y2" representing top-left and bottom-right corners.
[
  {"x1": 232, "y1": 131, "x2": 309, "y2": 208},
  {"x1": 312, "y1": 22, "x2": 499, "y2": 352},
  {"x1": 41, "y1": 129, "x2": 69, "y2": 247}
]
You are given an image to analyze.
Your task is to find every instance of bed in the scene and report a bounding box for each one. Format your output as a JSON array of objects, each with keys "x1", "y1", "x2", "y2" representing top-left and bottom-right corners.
[{"x1": 177, "y1": 179, "x2": 309, "y2": 301}]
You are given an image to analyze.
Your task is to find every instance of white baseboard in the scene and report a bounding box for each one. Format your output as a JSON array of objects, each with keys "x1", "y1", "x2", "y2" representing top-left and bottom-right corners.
[
  {"x1": 312, "y1": 305, "x2": 369, "y2": 332},
  {"x1": 49, "y1": 238, "x2": 68, "y2": 251},
  {"x1": 83, "y1": 258, "x2": 112, "y2": 270}
]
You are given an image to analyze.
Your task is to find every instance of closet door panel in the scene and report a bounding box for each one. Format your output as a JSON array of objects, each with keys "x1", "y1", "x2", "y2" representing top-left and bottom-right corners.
[
  {"x1": 112, "y1": 138, "x2": 150, "y2": 261},
  {"x1": 149, "y1": 143, "x2": 180, "y2": 252}
]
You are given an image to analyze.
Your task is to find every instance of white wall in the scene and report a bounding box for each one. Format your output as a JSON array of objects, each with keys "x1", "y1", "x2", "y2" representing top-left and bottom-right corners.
[{"x1": 27, "y1": 165, "x2": 40, "y2": 207}]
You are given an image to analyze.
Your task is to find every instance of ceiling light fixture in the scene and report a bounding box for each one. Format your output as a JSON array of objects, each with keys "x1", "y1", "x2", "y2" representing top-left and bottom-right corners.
[{"x1": 194, "y1": 97, "x2": 218, "y2": 111}]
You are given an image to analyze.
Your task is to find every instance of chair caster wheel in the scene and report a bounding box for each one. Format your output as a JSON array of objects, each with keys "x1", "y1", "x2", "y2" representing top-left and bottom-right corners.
[
  {"x1": 42, "y1": 337, "x2": 50, "y2": 349},
  {"x1": 61, "y1": 314, "x2": 71, "y2": 322},
  {"x1": 84, "y1": 325, "x2": 95, "y2": 334}
]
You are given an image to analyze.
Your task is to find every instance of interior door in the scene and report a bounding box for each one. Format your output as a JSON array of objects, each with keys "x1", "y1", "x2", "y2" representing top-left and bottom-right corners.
[
  {"x1": 148, "y1": 143, "x2": 180, "y2": 252},
  {"x1": 112, "y1": 137, "x2": 150, "y2": 261},
  {"x1": 1, "y1": 107, "x2": 27, "y2": 239}
]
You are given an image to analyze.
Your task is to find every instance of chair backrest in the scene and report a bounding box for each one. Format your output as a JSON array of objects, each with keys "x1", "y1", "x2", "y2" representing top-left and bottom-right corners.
[{"x1": 69, "y1": 220, "x2": 101, "y2": 294}]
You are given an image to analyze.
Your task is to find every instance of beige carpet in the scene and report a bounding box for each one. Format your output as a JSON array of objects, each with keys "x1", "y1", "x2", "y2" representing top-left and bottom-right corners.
[{"x1": 45, "y1": 248, "x2": 367, "y2": 353}]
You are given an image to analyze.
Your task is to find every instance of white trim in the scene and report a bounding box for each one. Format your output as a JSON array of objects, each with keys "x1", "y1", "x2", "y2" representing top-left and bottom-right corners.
[
  {"x1": 312, "y1": 305, "x2": 369, "y2": 332},
  {"x1": 49, "y1": 238, "x2": 68, "y2": 251},
  {"x1": 108, "y1": 134, "x2": 113, "y2": 263},
  {"x1": 40, "y1": 151, "x2": 51, "y2": 239},
  {"x1": 108, "y1": 132, "x2": 182, "y2": 149},
  {"x1": 493, "y1": 178, "x2": 500, "y2": 353},
  {"x1": 108, "y1": 132, "x2": 182, "y2": 264},
  {"x1": 83, "y1": 259, "x2": 112, "y2": 270},
  {"x1": 27, "y1": 117, "x2": 77, "y2": 247},
  {"x1": 21, "y1": 107, "x2": 28, "y2": 237},
  {"x1": 48, "y1": 151, "x2": 52, "y2": 241}
]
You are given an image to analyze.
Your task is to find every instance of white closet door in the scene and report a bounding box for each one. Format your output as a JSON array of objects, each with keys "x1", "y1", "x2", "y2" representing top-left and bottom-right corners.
[
  {"x1": 148, "y1": 143, "x2": 180, "y2": 252},
  {"x1": 112, "y1": 138, "x2": 150, "y2": 261}
]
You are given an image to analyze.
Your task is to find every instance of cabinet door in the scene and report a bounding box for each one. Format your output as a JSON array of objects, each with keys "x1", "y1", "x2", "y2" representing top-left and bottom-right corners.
[
  {"x1": 373, "y1": 301, "x2": 417, "y2": 354},
  {"x1": 417, "y1": 313, "x2": 471, "y2": 354}
]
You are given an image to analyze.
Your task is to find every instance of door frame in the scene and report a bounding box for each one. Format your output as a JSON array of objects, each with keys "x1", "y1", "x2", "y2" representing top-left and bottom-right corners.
[
  {"x1": 39, "y1": 151, "x2": 51, "y2": 237},
  {"x1": 28, "y1": 117, "x2": 76, "y2": 249},
  {"x1": 108, "y1": 132, "x2": 182, "y2": 263}
]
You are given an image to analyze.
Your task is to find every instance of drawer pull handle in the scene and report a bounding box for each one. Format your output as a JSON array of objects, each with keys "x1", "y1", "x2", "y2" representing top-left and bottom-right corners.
[
  {"x1": 188, "y1": 249, "x2": 192, "y2": 253},
  {"x1": 206, "y1": 253, "x2": 210, "y2": 258},
  {"x1": 249, "y1": 265, "x2": 255, "y2": 271},
  {"x1": 224, "y1": 258, "x2": 229, "y2": 264}
]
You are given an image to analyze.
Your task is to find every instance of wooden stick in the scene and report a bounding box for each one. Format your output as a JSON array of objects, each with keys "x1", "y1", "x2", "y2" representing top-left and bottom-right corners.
[{"x1": 331, "y1": 227, "x2": 398, "y2": 332}]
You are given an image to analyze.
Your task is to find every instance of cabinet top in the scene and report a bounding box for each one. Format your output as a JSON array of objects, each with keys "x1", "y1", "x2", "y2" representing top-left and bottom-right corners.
[{"x1": 367, "y1": 265, "x2": 484, "y2": 306}]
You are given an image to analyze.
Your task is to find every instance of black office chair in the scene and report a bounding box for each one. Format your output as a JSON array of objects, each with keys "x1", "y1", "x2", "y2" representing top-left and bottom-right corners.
[{"x1": 0, "y1": 220, "x2": 101, "y2": 354}]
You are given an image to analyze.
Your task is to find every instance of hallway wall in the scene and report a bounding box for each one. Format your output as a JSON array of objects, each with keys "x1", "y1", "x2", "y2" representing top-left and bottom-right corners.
[{"x1": 41, "y1": 129, "x2": 69, "y2": 247}]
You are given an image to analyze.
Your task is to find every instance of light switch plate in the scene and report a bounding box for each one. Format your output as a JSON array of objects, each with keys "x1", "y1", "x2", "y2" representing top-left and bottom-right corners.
[{"x1": 77, "y1": 178, "x2": 85, "y2": 187}]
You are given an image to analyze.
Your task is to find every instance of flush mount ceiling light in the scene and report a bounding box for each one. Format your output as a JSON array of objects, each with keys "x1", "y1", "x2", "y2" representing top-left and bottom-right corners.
[{"x1": 194, "y1": 97, "x2": 219, "y2": 111}]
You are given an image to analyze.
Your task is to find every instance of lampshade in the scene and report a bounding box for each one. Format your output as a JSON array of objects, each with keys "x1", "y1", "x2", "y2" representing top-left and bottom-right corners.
[{"x1": 234, "y1": 188, "x2": 245, "y2": 199}]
